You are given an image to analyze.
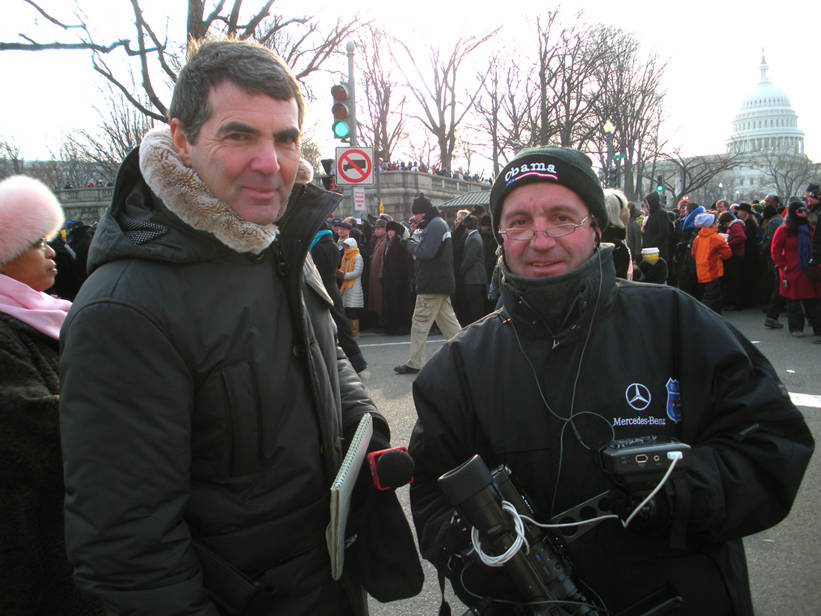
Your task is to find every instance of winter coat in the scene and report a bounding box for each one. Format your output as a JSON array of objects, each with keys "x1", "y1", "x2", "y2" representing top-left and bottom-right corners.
[
  {"x1": 627, "y1": 218, "x2": 642, "y2": 264},
  {"x1": 0, "y1": 313, "x2": 103, "y2": 616},
  {"x1": 480, "y1": 227, "x2": 499, "y2": 284},
  {"x1": 59, "y1": 133, "x2": 388, "y2": 616},
  {"x1": 761, "y1": 215, "x2": 783, "y2": 256},
  {"x1": 724, "y1": 218, "x2": 746, "y2": 257},
  {"x1": 642, "y1": 210, "x2": 673, "y2": 263},
  {"x1": 600, "y1": 225, "x2": 631, "y2": 279},
  {"x1": 692, "y1": 226, "x2": 731, "y2": 283},
  {"x1": 382, "y1": 235, "x2": 413, "y2": 334},
  {"x1": 408, "y1": 248, "x2": 813, "y2": 616},
  {"x1": 340, "y1": 252, "x2": 365, "y2": 309},
  {"x1": 460, "y1": 230, "x2": 487, "y2": 286},
  {"x1": 367, "y1": 235, "x2": 387, "y2": 314},
  {"x1": 404, "y1": 215, "x2": 455, "y2": 295},
  {"x1": 771, "y1": 225, "x2": 821, "y2": 300}
]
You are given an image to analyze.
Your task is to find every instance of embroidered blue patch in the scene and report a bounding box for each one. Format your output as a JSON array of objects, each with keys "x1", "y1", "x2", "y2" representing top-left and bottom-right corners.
[{"x1": 666, "y1": 378, "x2": 681, "y2": 423}]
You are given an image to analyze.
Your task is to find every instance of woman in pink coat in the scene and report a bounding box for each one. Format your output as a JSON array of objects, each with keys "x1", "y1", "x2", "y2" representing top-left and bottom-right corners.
[{"x1": 771, "y1": 200, "x2": 821, "y2": 339}]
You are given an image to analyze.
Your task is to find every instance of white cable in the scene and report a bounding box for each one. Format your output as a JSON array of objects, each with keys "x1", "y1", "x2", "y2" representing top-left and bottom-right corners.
[
  {"x1": 521, "y1": 512, "x2": 621, "y2": 529},
  {"x1": 470, "y1": 452, "x2": 684, "y2": 567},
  {"x1": 471, "y1": 500, "x2": 529, "y2": 567},
  {"x1": 622, "y1": 451, "x2": 682, "y2": 528}
]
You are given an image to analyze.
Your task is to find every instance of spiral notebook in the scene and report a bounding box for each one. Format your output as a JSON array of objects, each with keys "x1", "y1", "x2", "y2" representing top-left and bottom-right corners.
[{"x1": 326, "y1": 412, "x2": 373, "y2": 580}]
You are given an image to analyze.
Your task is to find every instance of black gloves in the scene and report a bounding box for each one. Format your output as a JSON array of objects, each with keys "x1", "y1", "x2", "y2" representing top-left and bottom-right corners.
[{"x1": 612, "y1": 483, "x2": 675, "y2": 533}]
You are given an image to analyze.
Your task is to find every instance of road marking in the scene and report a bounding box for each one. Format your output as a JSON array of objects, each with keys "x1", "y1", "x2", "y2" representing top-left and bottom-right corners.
[
  {"x1": 359, "y1": 337, "x2": 446, "y2": 349},
  {"x1": 789, "y1": 393, "x2": 821, "y2": 409}
]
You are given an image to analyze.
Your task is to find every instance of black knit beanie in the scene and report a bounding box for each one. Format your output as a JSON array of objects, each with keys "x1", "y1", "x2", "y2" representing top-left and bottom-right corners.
[
  {"x1": 489, "y1": 146, "x2": 607, "y2": 244},
  {"x1": 411, "y1": 194, "x2": 434, "y2": 216}
]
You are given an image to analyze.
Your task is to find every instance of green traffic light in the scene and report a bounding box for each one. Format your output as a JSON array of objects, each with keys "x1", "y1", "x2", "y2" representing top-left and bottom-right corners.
[
  {"x1": 656, "y1": 185, "x2": 663, "y2": 192},
  {"x1": 333, "y1": 120, "x2": 350, "y2": 139}
]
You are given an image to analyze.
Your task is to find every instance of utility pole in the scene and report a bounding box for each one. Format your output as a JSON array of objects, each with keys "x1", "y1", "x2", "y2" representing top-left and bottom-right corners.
[{"x1": 347, "y1": 41, "x2": 357, "y2": 147}]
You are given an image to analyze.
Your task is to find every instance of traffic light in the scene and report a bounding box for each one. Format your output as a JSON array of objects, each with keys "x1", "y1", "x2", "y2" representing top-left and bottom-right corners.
[
  {"x1": 320, "y1": 158, "x2": 336, "y2": 192},
  {"x1": 656, "y1": 175, "x2": 664, "y2": 193},
  {"x1": 331, "y1": 84, "x2": 351, "y2": 140},
  {"x1": 608, "y1": 167, "x2": 618, "y2": 187}
]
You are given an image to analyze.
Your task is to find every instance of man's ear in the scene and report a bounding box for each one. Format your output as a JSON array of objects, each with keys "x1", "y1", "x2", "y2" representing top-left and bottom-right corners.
[{"x1": 169, "y1": 118, "x2": 192, "y2": 167}]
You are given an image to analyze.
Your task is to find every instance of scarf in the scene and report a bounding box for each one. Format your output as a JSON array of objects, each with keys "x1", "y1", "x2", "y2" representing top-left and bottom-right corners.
[
  {"x1": 339, "y1": 245, "x2": 360, "y2": 294},
  {"x1": 0, "y1": 273, "x2": 72, "y2": 340},
  {"x1": 798, "y1": 226, "x2": 811, "y2": 270},
  {"x1": 500, "y1": 247, "x2": 613, "y2": 344}
]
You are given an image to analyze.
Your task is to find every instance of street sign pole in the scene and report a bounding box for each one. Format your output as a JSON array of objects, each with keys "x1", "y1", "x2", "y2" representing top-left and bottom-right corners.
[{"x1": 346, "y1": 41, "x2": 357, "y2": 215}]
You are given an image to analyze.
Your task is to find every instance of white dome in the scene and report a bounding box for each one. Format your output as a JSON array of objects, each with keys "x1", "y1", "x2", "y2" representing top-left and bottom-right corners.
[{"x1": 726, "y1": 53, "x2": 804, "y2": 155}]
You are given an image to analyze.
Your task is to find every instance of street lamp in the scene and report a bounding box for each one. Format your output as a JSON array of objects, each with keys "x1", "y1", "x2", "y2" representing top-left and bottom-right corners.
[
  {"x1": 718, "y1": 182, "x2": 723, "y2": 200},
  {"x1": 603, "y1": 120, "x2": 615, "y2": 187}
]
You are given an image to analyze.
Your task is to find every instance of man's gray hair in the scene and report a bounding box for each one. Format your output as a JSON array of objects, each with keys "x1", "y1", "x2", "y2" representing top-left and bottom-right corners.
[{"x1": 168, "y1": 38, "x2": 304, "y2": 144}]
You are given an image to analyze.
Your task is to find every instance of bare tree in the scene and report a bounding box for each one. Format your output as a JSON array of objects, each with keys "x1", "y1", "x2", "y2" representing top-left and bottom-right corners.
[
  {"x1": 299, "y1": 138, "x2": 322, "y2": 175},
  {"x1": 355, "y1": 26, "x2": 406, "y2": 165},
  {"x1": 0, "y1": 137, "x2": 24, "y2": 178},
  {"x1": 61, "y1": 81, "x2": 155, "y2": 180},
  {"x1": 592, "y1": 27, "x2": 668, "y2": 200},
  {"x1": 472, "y1": 54, "x2": 534, "y2": 177},
  {"x1": 2, "y1": 0, "x2": 359, "y2": 121},
  {"x1": 394, "y1": 31, "x2": 497, "y2": 173},
  {"x1": 471, "y1": 58, "x2": 504, "y2": 177},
  {"x1": 654, "y1": 151, "x2": 746, "y2": 205},
  {"x1": 533, "y1": 12, "x2": 610, "y2": 150},
  {"x1": 405, "y1": 132, "x2": 438, "y2": 171},
  {"x1": 757, "y1": 152, "x2": 818, "y2": 201}
]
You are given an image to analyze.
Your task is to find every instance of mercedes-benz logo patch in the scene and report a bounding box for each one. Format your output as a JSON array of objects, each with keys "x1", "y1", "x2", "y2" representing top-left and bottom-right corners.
[{"x1": 625, "y1": 383, "x2": 651, "y2": 411}]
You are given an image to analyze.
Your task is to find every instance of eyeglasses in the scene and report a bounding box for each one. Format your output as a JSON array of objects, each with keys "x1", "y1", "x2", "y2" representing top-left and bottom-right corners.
[{"x1": 500, "y1": 216, "x2": 590, "y2": 240}]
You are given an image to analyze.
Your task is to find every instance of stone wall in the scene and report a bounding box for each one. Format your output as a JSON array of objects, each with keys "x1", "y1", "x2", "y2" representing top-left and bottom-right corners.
[
  {"x1": 334, "y1": 170, "x2": 490, "y2": 221},
  {"x1": 53, "y1": 171, "x2": 491, "y2": 225},
  {"x1": 56, "y1": 186, "x2": 113, "y2": 223}
]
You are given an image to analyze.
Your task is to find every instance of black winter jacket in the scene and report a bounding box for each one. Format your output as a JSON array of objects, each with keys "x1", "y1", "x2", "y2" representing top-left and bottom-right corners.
[
  {"x1": 59, "y1": 145, "x2": 387, "y2": 616},
  {"x1": 460, "y1": 230, "x2": 487, "y2": 286},
  {"x1": 643, "y1": 209, "x2": 674, "y2": 263},
  {"x1": 409, "y1": 249, "x2": 813, "y2": 615},
  {"x1": 0, "y1": 314, "x2": 103, "y2": 616}
]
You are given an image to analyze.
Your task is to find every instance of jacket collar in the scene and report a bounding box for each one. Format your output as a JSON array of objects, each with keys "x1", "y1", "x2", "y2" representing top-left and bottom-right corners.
[{"x1": 500, "y1": 246, "x2": 616, "y2": 344}]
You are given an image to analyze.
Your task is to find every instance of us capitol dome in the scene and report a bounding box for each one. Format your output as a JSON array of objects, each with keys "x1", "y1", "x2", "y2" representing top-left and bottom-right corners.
[{"x1": 726, "y1": 53, "x2": 804, "y2": 155}]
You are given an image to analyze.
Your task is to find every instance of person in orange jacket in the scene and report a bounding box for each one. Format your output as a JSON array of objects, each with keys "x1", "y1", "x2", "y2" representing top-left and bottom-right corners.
[{"x1": 692, "y1": 212, "x2": 731, "y2": 313}]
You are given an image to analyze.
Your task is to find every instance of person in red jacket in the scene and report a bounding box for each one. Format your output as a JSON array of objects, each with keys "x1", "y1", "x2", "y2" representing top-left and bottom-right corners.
[
  {"x1": 692, "y1": 212, "x2": 731, "y2": 313},
  {"x1": 771, "y1": 199, "x2": 821, "y2": 340}
]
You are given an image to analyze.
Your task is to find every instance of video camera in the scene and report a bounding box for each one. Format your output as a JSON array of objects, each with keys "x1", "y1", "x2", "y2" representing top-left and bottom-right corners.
[
  {"x1": 436, "y1": 439, "x2": 692, "y2": 614},
  {"x1": 438, "y1": 455, "x2": 602, "y2": 615}
]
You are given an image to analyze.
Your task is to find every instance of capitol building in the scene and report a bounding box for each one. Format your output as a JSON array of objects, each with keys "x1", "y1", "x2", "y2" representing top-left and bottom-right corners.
[
  {"x1": 663, "y1": 53, "x2": 817, "y2": 205},
  {"x1": 726, "y1": 55, "x2": 804, "y2": 156}
]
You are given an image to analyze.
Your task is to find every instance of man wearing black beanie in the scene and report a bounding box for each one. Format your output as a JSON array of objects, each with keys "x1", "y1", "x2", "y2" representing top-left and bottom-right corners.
[
  {"x1": 394, "y1": 194, "x2": 461, "y2": 373},
  {"x1": 407, "y1": 146, "x2": 813, "y2": 615}
]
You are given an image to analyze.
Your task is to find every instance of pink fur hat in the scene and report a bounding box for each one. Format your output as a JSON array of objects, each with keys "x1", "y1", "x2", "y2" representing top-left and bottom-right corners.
[{"x1": 0, "y1": 175, "x2": 65, "y2": 265}]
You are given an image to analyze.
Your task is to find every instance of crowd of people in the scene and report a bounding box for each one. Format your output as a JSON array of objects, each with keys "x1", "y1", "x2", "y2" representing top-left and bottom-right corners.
[
  {"x1": 0, "y1": 36, "x2": 815, "y2": 616},
  {"x1": 378, "y1": 159, "x2": 493, "y2": 184},
  {"x1": 661, "y1": 188, "x2": 821, "y2": 340},
  {"x1": 317, "y1": 178, "x2": 821, "y2": 363}
]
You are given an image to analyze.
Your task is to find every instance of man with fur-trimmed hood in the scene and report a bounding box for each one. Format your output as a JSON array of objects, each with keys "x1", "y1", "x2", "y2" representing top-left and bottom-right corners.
[{"x1": 58, "y1": 39, "x2": 415, "y2": 616}]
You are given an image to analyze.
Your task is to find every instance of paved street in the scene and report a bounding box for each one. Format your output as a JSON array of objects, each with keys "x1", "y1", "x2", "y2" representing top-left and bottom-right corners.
[{"x1": 357, "y1": 306, "x2": 820, "y2": 616}]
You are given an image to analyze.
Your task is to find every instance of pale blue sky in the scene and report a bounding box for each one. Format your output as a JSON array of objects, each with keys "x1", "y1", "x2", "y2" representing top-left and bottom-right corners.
[{"x1": 1, "y1": 0, "x2": 817, "y2": 169}]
